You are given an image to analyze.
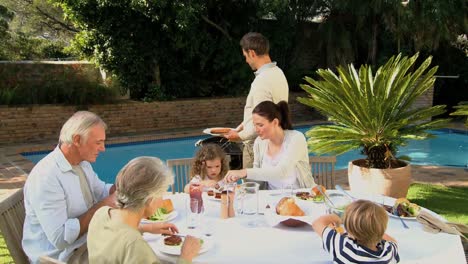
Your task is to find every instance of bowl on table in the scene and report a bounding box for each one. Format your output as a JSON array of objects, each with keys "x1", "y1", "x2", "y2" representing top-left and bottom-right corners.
[{"x1": 324, "y1": 193, "x2": 352, "y2": 217}]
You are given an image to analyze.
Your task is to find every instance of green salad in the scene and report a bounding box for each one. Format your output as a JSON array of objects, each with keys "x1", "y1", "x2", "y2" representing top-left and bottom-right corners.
[{"x1": 148, "y1": 208, "x2": 169, "y2": 221}]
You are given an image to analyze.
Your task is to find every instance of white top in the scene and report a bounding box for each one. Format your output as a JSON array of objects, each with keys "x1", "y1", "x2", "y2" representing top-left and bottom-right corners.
[
  {"x1": 261, "y1": 143, "x2": 299, "y2": 190},
  {"x1": 238, "y1": 62, "x2": 289, "y2": 142},
  {"x1": 22, "y1": 146, "x2": 112, "y2": 263},
  {"x1": 246, "y1": 130, "x2": 315, "y2": 188}
]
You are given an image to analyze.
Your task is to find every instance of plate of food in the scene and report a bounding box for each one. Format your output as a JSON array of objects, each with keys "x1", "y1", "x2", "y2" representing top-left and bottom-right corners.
[
  {"x1": 295, "y1": 185, "x2": 326, "y2": 203},
  {"x1": 203, "y1": 127, "x2": 233, "y2": 136},
  {"x1": 157, "y1": 235, "x2": 213, "y2": 255},
  {"x1": 383, "y1": 198, "x2": 421, "y2": 220},
  {"x1": 142, "y1": 199, "x2": 178, "y2": 223},
  {"x1": 205, "y1": 189, "x2": 222, "y2": 201}
]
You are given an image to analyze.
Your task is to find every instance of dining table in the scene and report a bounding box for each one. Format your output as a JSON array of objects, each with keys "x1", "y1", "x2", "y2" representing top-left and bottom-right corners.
[{"x1": 143, "y1": 189, "x2": 466, "y2": 264}]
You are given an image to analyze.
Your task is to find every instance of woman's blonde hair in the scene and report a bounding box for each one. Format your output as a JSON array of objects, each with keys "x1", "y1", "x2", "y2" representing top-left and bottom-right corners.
[
  {"x1": 115, "y1": 156, "x2": 173, "y2": 211},
  {"x1": 191, "y1": 144, "x2": 229, "y2": 181},
  {"x1": 343, "y1": 200, "x2": 388, "y2": 246}
]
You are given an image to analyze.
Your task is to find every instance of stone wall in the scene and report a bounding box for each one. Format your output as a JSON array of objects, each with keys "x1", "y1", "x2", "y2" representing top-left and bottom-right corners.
[{"x1": 0, "y1": 92, "x2": 321, "y2": 145}]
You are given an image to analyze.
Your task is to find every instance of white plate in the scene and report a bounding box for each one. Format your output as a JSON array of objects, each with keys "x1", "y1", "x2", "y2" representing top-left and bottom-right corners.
[
  {"x1": 387, "y1": 207, "x2": 441, "y2": 221},
  {"x1": 141, "y1": 211, "x2": 178, "y2": 223},
  {"x1": 157, "y1": 236, "x2": 213, "y2": 255},
  {"x1": 387, "y1": 212, "x2": 417, "y2": 220},
  {"x1": 203, "y1": 127, "x2": 233, "y2": 136}
]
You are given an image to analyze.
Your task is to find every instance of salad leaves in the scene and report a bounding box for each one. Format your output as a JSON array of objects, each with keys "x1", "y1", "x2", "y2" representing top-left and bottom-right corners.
[{"x1": 148, "y1": 208, "x2": 169, "y2": 221}]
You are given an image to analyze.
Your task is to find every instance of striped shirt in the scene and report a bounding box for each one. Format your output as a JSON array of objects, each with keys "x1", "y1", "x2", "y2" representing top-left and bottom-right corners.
[{"x1": 322, "y1": 227, "x2": 400, "y2": 264}]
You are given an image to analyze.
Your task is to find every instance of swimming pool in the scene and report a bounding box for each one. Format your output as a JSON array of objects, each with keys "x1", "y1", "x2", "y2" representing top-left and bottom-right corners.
[{"x1": 23, "y1": 127, "x2": 468, "y2": 184}]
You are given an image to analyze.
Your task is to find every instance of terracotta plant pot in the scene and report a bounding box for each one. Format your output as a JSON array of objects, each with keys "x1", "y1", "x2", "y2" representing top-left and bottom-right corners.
[{"x1": 348, "y1": 159, "x2": 411, "y2": 198}]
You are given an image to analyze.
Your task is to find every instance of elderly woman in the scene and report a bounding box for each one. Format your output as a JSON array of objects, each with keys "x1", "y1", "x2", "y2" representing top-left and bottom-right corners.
[
  {"x1": 87, "y1": 156, "x2": 200, "y2": 263},
  {"x1": 225, "y1": 101, "x2": 315, "y2": 189}
]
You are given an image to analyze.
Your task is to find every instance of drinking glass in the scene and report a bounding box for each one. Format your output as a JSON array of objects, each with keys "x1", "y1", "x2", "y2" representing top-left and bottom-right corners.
[
  {"x1": 242, "y1": 182, "x2": 259, "y2": 215},
  {"x1": 235, "y1": 185, "x2": 245, "y2": 215},
  {"x1": 186, "y1": 197, "x2": 202, "y2": 229},
  {"x1": 282, "y1": 183, "x2": 294, "y2": 197}
]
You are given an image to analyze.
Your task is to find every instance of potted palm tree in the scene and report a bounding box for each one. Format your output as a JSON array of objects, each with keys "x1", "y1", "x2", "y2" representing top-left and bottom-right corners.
[{"x1": 298, "y1": 53, "x2": 450, "y2": 198}]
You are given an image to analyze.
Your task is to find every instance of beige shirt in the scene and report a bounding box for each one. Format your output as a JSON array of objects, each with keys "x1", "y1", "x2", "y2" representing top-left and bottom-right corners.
[
  {"x1": 238, "y1": 62, "x2": 289, "y2": 142},
  {"x1": 88, "y1": 206, "x2": 160, "y2": 264}
]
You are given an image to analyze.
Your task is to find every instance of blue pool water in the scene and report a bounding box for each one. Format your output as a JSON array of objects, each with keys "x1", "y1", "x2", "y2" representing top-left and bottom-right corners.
[{"x1": 23, "y1": 127, "x2": 468, "y2": 184}]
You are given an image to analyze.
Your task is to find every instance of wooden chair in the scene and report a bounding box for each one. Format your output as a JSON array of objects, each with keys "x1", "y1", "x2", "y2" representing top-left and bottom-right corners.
[
  {"x1": 166, "y1": 158, "x2": 193, "y2": 193},
  {"x1": 0, "y1": 188, "x2": 29, "y2": 264},
  {"x1": 309, "y1": 156, "x2": 337, "y2": 189},
  {"x1": 38, "y1": 255, "x2": 65, "y2": 264}
]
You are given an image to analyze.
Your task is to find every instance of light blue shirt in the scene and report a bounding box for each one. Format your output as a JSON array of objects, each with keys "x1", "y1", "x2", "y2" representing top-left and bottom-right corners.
[{"x1": 22, "y1": 146, "x2": 112, "y2": 263}]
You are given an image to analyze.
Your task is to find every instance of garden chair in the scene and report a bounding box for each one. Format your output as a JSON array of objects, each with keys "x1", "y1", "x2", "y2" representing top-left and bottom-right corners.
[
  {"x1": 0, "y1": 188, "x2": 29, "y2": 264},
  {"x1": 167, "y1": 158, "x2": 193, "y2": 193},
  {"x1": 309, "y1": 156, "x2": 336, "y2": 189},
  {"x1": 38, "y1": 255, "x2": 65, "y2": 264}
]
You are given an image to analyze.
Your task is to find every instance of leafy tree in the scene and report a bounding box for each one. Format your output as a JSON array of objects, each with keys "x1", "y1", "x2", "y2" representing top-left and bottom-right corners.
[
  {"x1": 0, "y1": 0, "x2": 76, "y2": 41},
  {"x1": 0, "y1": 4, "x2": 13, "y2": 59},
  {"x1": 53, "y1": 0, "x2": 265, "y2": 99}
]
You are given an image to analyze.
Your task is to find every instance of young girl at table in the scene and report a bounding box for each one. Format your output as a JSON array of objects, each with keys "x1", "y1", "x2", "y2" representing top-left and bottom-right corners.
[
  {"x1": 184, "y1": 144, "x2": 230, "y2": 192},
  {"x1": 312, "y1": 200, "x2": 400, "y2": 263}
]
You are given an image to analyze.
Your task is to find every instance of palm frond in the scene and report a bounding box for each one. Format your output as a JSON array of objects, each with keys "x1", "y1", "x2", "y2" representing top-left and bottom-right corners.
[{"x1": 298, "y1": 53, "x2": 448, "y2": 168}]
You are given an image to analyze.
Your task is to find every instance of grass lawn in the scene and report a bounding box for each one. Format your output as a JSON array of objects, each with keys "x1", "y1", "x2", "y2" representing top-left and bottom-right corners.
[
  {"x1": 407, "y1": 183, "x2": 468, "y2": 225},
  {"x1": 0, "y1": 234, "x2": 14, "y2": 264},
  {"x1": 0, "y1": 183, "x2": 466, "y2": 262}
]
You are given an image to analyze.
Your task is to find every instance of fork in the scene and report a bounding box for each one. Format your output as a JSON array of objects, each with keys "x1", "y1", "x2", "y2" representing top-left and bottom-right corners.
[{"x1": 399, "y1": 217, "x2": 409, "y2": 229}]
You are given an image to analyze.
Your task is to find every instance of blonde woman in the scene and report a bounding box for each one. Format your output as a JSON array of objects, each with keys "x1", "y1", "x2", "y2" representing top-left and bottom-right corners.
[
  {"x1": 312, "y1": 200, "x2": 400, "y2": 263},
  {"x1": 184, "y1": 144, "x2": 230, "y2": 192},
  {"x1": 88, "y1": 157, "x2": 200, "y2": 263}
]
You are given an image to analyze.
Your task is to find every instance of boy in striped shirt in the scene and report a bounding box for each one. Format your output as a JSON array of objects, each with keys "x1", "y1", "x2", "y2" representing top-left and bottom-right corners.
[{"x1": 312, "y1": 200, "x2": 400, "y2": 263}]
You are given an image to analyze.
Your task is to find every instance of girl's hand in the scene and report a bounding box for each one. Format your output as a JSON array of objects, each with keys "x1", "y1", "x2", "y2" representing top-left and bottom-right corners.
[
  {"x1": 180, "y1": 235, "x2": 201, "y2": 261},
  {"x1": 139, "y1": 222, "x2": 179, "y2": 235},
  {"x1": 201, "y1": 180, "x2": 218, "y2": 189}
]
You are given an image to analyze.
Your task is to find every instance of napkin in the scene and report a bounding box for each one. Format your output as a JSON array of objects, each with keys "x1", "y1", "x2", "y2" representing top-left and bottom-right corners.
[{"x1": 416, "y1": 211, "x2": 468, "y2": 241}]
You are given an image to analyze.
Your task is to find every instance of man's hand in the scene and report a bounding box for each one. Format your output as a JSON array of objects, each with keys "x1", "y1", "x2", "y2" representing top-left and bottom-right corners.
[
  {"x1": 101, "y1": 192, "x2": 117, "y2": 208},
  {"x1": 224, "y1": 130, "x2": 241, "y2": 141},
  {"x1": 139, "y1": 222, "x2": 178, "y2": 235}
]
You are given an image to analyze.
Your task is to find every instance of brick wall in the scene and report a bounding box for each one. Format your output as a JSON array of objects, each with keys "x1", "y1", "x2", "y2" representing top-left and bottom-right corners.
[
  {"x1": 0, "y1": 92, "x2": 321, "y2": 145},
  {"x1": 0, "y1": 88, "x2": 434, "y2": 145}
]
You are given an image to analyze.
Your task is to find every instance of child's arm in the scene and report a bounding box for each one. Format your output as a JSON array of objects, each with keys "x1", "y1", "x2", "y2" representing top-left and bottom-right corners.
[
  {"x1": 383, "y1": 233, "x2": 397, "y2": 243},
  {"x1": 312, "y1": 214, "x2": 342, "y2": 237},
  {"x1": 183, "y1": 184, "x2": 190, "y2": 193}
]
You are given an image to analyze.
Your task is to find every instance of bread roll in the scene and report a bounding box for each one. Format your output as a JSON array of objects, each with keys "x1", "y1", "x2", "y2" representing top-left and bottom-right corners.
[
  {"x1": 275, "y1": 197, "x2": 305, "y2": 216},
  {"x1": 162, "y1": 199, "x2": 174, "y2": 213}
]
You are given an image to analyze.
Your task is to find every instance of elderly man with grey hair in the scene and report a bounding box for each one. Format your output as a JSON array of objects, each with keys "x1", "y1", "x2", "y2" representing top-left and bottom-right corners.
[{"x1": 22, "y1": 111, "x2": 116, "y2": 263}]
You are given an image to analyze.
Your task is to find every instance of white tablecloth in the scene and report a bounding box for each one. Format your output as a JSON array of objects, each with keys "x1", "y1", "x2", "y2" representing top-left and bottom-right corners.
[{"x1": 144, "y1": 190, "x2": 466, "y2": 264}]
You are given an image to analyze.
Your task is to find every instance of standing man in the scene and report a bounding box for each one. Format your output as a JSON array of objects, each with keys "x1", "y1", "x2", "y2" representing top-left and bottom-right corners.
[
  {"x1": 225, "y1": 32, "x2": 289, "y2": 169},
  {"x1": 22, "y1": 111, "x2": 116, "y2": 263}
]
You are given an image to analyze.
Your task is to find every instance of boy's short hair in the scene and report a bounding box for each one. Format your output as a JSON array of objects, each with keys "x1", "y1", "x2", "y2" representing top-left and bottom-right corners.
[
  {"x1": 240, "y1": 32, "x2": 269, "y2": 56},
  {"x1": 343, "y1": 200, "x2": 388, "y2": 245}
]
